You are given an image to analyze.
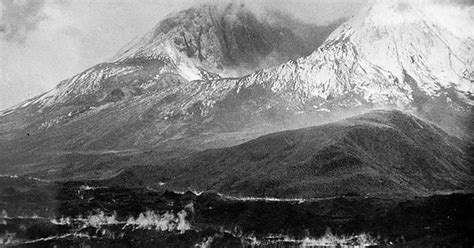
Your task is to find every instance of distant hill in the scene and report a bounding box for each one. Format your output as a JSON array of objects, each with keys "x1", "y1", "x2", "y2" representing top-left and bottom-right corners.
[{"x1": 127, "y1": 110, "x2": 473, "y2": 198}]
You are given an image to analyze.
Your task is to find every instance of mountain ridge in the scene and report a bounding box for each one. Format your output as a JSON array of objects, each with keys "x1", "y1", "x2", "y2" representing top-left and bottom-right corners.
[{"x1": 120, "y1": 109, "x2": 473, "y2": 198}]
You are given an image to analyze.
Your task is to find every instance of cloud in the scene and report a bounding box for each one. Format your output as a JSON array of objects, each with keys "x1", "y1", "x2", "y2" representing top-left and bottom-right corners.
[
  {"x1": 0, "y1": 0, "x2": 47, "y2": 42},
  {"x1": 431, "y1": 0, "x2": 474, "y2": 5},
  {"x1": 186, "y1": 0, "x2": 368, "y2": 25}
]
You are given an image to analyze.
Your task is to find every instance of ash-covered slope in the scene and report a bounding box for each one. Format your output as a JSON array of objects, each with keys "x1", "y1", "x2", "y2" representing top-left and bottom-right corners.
[{"x1": 129, "y1": 110, "x2": 473, "y2": 198}]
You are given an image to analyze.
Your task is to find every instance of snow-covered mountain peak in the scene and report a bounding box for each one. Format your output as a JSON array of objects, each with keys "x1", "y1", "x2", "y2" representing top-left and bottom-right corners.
[{"x1": 237, "y1": 0, "x2": 473, "y2": 109}]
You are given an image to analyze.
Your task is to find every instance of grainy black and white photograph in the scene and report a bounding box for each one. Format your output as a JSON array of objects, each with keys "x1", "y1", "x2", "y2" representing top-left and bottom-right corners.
[{"x1": 0, "y1": 0, "x2": 473, "y2": 247}]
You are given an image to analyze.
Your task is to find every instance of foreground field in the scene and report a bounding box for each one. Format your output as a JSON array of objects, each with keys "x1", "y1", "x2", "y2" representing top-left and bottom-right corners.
[{"x1": 1, "y1": 176, "x2": 472, "y2": 247}]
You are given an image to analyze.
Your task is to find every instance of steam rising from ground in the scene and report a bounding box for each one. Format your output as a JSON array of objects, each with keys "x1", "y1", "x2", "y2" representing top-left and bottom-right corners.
[
  {"x1": 51, "y1": 208, "x2": 192, "y2": 233},
  {"x1": 1, "y1": 209, "x2": 377, "y2": 247},
  {"x1": 196, "y1": 228, "x2": 378, "y2": 247},
  {"x1": 1, "y1": 207, "x2": 192, "y2": 245},
  {"x1": 1, "y1": 204, "x2": 378, "y2": 247}
]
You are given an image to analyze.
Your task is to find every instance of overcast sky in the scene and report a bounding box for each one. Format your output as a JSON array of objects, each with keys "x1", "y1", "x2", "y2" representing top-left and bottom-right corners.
[{"x1": 0, "y1": 0, "x2": 368, "y2": 110}]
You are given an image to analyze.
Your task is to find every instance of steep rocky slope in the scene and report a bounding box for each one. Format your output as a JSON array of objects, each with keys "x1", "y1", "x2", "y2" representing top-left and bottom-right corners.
[{"x1": 115, "y1": 3, "x2": 341, "y2": 76}]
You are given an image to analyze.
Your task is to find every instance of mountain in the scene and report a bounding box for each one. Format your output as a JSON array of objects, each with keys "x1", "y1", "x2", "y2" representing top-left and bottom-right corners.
[
  {"x1": 249, "y1": 1, "x2": 473, "y2": 101},
  {"x1": 0, "y1": 3, "x2": 341, "y2": 175},
  {"x1": 1, "y1": 3, "x2": 339, "y2": 113},
  {"x1": 0, "y1": 1, "x2": 472, "y2": 178},
  {"x1": 231, "y1": 0, "x2": 473, "y2": 136},
  {"x1": 114, "y1": 4, "x2": 342, "y2": 76},
  {"x1": 125, "y1": 110, "x2": 473, "y2": 198}
]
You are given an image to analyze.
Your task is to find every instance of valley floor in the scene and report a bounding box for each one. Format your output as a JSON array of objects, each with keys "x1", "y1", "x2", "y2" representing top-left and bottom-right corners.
[{"x1": 0, "y1": 176, "x2": 472, "y2": 247}]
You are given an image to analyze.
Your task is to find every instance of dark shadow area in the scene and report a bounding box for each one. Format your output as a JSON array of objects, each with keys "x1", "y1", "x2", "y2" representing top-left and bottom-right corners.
[{"x1": 0, "y1": 175, "x2": 473, "y2": 247}]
